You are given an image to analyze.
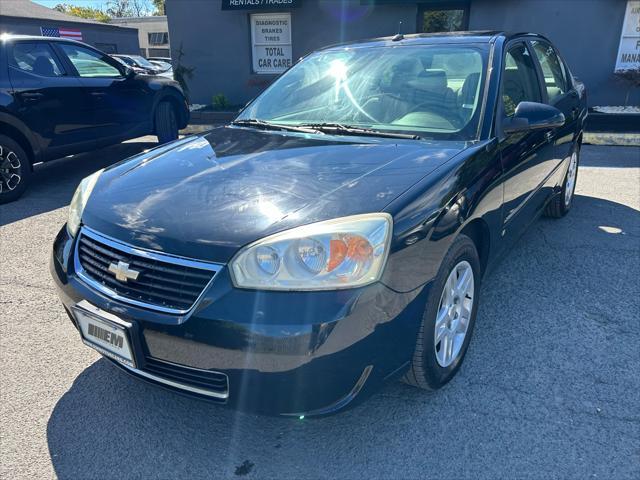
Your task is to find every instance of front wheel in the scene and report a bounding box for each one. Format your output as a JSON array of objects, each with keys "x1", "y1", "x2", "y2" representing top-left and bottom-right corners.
[
  {"x1": 155, "y1": 101, "x2": 179, "y2": 144},
  {"x1": 403, "y1": 234, "x2": 481, "y2": 390},
  {"x1": 0, "y1": 134, "x2": 31, "y2": 204}
]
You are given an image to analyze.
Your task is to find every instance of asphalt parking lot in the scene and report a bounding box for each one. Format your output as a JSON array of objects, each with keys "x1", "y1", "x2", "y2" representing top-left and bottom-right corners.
[{"x1": 0, "y1": 139, "x2": 638, "y2": 479}]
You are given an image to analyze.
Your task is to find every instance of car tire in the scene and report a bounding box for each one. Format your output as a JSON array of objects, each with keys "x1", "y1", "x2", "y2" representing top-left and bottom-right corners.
[
  {"x1": 0, "y1": 134, "x2": 31, "y2": 204},
  {"x1": 155, "y1": 101, "x2": 179, "y2": 144},
  {"x1": 403, "y1": 234, "x2": 481, "y2": 390},
  {"x1": 544, "y1": 143, "x2": 580, "y2": 218}
]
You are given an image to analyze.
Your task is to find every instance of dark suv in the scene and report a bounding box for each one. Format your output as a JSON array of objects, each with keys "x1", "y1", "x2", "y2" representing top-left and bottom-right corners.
[{"x1": 0, "y1": 35, "x2": 189, "y2": 203}]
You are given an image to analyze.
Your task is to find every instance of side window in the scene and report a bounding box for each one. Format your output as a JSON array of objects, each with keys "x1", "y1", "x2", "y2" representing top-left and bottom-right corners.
[
  {"x1": 502, "y1": 43, "x2": 542, "y2": 117},
  {"x1": 58, "y1": 44, "x2": 122, "y2": 78},
  {"x1": 531, "y1": 41, "x2": 568, "y2": 102},
  {"x1": 11, "y1": 42, "x2": 65, "y2": 77}
]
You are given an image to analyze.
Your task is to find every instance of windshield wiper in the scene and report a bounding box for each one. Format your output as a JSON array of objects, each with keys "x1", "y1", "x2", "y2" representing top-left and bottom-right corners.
[
  {"x1": 232, "y1": 119, "x2": 320, "y2": 134},
  {"x1": 300, "y1": 123, "x2": 421, "y2": 140}
]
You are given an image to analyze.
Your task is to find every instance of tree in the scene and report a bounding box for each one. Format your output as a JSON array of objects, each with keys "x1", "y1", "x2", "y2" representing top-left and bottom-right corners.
[
  {"x1": 105, "y1": 0, "x2": 155, "y2": 18},
  {"x1": 152, "y1": 0, "x2": 165, "y2": 15},
  {"x1": 54, "y1": 3, "x2": 111, "y2": 22}
]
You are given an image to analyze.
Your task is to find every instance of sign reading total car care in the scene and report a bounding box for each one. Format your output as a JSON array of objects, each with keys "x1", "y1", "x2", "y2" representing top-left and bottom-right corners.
[
  {"x1": 222, "y1": 0, "x2": 298, "y2": 10},
  {"x1": 251, "y1": 13, "x2": 292, "y2": 74},
  {"x1": 615, "y1": 0, "x2": 640, "y2": 71}
]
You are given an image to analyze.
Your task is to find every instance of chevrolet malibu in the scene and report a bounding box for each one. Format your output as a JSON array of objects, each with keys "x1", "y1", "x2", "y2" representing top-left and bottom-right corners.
[{"x1": 51, "y1": 32, "x2": 586, "y2": 416}]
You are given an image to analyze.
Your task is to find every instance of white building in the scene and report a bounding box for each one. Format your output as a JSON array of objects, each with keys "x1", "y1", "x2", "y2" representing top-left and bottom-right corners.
[{"x1": 110, "y1": 16, "x2": 170, "y2": 58}]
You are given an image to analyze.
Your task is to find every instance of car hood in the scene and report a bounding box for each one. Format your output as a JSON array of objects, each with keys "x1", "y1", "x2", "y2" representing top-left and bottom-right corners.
[{"x1": 83, "y1": 127, "x2": 467, "y2": 262}]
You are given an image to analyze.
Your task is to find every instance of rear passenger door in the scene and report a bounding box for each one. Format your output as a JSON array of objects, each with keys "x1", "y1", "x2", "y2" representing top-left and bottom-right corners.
[
  {"x1": 530, "y1": 40, "x2": 581, "y2": 167},
  {"x1": 7, "y1": 41, "x2": 86, "y2": 158}
]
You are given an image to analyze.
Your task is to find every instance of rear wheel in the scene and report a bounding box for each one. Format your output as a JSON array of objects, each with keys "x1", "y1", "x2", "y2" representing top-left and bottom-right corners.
[
  {"x1": 545, "y1": 144, "x2": 580, "y2": 218},
  {"x1": 403, "y1": 235, "x2": 481, "y2": 390},
  {"x1": 155, "y1": 101, "x2": 179, "y2": 144},
  {"x1": 0, "y1": 135, "x2": 31, "y2": 204}
]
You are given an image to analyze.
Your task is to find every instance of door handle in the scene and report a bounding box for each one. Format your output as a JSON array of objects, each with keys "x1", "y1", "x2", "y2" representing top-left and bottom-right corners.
[{"x1": 20, "y1": 92, "x2": 44, "y2": 103}]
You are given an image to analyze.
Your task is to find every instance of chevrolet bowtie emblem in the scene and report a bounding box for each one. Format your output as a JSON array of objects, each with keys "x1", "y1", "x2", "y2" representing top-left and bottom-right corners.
[{"x1": 108, "y1": 261, "x2": 140, "y2": 282}]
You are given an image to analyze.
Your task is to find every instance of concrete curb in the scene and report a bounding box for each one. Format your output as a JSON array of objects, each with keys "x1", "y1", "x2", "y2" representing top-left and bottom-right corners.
[{"x1": 584, "y1": 132, "x2": 640, "y2": 147}]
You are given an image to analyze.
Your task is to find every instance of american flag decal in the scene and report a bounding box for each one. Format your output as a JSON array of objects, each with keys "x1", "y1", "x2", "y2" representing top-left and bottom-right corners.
[{"x1": 41, "y1": 27, "x2": 83, "y2": 41}]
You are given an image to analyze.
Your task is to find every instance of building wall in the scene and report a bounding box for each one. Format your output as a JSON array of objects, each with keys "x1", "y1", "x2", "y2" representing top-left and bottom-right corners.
[
  {"x1": 468, "y1": 0, "x2": 637, "y2": 106},
  {"x1": 167, "y1": 0, "x2": 636, "y2": 107},
  {"x1": 0, "y1": 16, "x2": 140, "y2": 55},
  {"x1": 166, "y1": 0, "x2": 416, "y2": 104}
]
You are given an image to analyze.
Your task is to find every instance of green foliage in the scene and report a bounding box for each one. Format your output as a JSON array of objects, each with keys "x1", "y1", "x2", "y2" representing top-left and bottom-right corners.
[
  {"x1": 212, "y1": 94, "x2": 230, "y2": 111},
  {"x1": 152, "y1": 0, "x2": 165, "y2": 15},
  {"x1": 54, "y1": 3, "x2": 111, "y2": 22},
  {"x1": 173, "y1": 43, "x2": 195, "y2": 101}
]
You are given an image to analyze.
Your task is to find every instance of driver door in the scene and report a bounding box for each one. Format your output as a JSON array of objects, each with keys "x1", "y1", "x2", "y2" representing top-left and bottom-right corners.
[{"x1": 498, "y1": 41, "x2": 555, "y2": 240}]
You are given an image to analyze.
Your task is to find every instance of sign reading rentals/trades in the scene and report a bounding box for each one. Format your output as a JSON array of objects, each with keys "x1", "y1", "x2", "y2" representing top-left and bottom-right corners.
[
  {"x1": 222, "y1": 0, "x2": 298, "y2": 10},
  {"x1": 615, "y1": 0, "x2": 640, "y2": 71},
  {"x1": 251, "y1": 13, "x2": 292, "y2": 74}
]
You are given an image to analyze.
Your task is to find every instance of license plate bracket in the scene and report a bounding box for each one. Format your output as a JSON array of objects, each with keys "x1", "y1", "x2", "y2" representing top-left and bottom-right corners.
[{"x1": 72, "y1": 301, "x2": 137, "y2": 368}]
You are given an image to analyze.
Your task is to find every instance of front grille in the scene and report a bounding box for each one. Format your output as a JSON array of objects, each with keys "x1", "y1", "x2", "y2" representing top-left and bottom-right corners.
[
  {"x1": 143, "y1": 356, "x2": 228, "y2": 396},
  {"x1": 75, "y1": 228, "x2": 221, "y2": 313}
]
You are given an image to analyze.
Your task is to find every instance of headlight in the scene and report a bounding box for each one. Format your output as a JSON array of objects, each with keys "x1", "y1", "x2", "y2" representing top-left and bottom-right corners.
[
  {"x1": 230, "y1": 213, "x2": 392, "y2": 290},
  {"x1": 67, "y1": 169, "x2": 103, "y2": 237}
]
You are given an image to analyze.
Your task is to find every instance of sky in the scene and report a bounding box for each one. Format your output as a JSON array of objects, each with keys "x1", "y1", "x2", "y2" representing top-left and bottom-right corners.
[{"x1": 33, "y1": 0, "x2": 110, "y2": 8}]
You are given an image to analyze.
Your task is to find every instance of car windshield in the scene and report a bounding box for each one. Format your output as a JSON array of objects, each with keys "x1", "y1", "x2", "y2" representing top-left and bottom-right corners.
[
  {"x1": 239, "y1": 44, "x2": 488, "y2": 140},
  {"x1": 130, "y1": 55, "x2": 156, "y2": 68}
]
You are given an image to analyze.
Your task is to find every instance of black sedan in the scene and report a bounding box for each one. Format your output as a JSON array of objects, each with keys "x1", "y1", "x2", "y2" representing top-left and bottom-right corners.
[
  {"x1": 0, "y1": 35, "x2": 189, "y2": 203},
  {"x1": 51, "y1": 31, "x2": 586, "y2": 416}
]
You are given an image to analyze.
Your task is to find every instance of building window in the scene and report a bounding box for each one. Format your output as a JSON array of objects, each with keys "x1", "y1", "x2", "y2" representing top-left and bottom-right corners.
[
  {"x1": 419, "y1": 4, "x2": 469, "y2": 33},
  {"x1": 96, "y1": 43, "x2": 117, "y2": 54},
  {"x1": 148, "y1": 32, "x2": 169, "y2": 46}
]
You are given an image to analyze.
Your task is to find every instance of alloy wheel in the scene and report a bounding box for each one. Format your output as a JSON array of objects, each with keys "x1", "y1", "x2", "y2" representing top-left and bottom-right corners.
[
  {"x1": 564, "y1": 151, "x2": 578, "y2": 207},
  {"x1": 0, "y1": 145, "x2": 22, "y2": 194},
  {"x1": 434, "y1": 260, "x2": 475, "y2": 368}
]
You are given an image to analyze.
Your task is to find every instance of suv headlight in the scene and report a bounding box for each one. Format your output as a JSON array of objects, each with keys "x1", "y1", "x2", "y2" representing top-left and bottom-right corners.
[
  {"x1": 67, "y1": 169, "x2": 103, "y2": 237},
  {"x1": 230, "y1": 213, "x2": 392, "y2": 291}
]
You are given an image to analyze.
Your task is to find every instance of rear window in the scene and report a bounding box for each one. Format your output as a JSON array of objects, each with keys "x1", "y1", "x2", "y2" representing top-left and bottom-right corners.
[{"x1": 11, "y1": 42, "x2": 65, "y2": 77}]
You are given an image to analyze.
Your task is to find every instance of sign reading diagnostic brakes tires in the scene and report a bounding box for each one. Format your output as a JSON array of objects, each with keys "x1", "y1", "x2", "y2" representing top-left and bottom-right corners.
[
  {"x1": 615, "y1": 0, "x2": 640, "y2": 71},
  {"x1": 251, "y1": 13, "x2": 292, "y2": 74}
]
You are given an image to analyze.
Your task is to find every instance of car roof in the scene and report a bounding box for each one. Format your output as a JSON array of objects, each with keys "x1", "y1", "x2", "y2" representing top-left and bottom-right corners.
[
  {"x1": 319, "y1": 31, "x2": 548, "y2": 51},
  {"x1": 0, "y1": 33, "x2": 90, "y2": 47}
]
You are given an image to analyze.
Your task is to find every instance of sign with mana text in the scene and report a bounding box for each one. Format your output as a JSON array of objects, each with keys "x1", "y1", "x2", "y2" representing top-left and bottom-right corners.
[
  {"x1": 615, "y1": 0, "x2": 640, "y2": 71},
  {"x1": 251, "y1": 13, "x2": 292, "y2": 74}
]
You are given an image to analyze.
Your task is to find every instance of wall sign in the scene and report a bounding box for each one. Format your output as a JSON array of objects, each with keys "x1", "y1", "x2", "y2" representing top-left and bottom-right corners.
[
  {"x1": 222, "y1": 0, "x2": 298, "y2": 10},
  {"x1": 251, "y1": 13, "x2": 292, "y2": 74},
  {"x1": 615, "y1": 0, "x2": 640, "y2": 71}
]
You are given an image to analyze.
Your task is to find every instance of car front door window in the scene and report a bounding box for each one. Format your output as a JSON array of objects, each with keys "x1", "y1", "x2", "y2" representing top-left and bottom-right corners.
[
  {"x1": 502, "y1": 43, "x2": 541, "y2": 117},
  {"x1": 58, "y1": 44, "x2": 122, "y2": 78}
]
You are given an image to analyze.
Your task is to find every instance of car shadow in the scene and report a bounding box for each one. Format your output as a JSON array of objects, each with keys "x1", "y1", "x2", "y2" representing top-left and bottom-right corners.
[
  {"x1": 45, "y1": 193, "x2": 639, "y2": 479},
  {"x1": 0, "y1": 139, "x2": 157, "y2": 227}
]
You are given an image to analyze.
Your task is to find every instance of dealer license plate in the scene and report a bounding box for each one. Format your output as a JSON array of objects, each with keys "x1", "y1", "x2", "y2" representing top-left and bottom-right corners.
[{"x1": 73, "y1": 302, "x2": 136, "y2": 368}]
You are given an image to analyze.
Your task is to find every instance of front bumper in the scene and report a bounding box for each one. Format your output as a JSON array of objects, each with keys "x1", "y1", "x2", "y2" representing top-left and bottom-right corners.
[{"x1": 51, "y1": 226, "x2": 428, "y2": 415}]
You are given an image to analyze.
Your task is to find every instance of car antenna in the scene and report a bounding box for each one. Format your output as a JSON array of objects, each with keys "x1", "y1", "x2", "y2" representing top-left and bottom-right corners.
[{"x1": 392, "y1": 21, "x2": 404, "y2": 41}]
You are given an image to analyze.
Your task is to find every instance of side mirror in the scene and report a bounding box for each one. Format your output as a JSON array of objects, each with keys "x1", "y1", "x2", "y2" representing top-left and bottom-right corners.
[{"x1": 503, "y1": 101, "x2": 565, "y2": 134}]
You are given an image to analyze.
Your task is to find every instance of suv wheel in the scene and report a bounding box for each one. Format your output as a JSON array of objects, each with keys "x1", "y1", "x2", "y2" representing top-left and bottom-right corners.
[
  {"x1": 155, "y1": 101, "x2": 179, "y2": 144},
  {"x1": 0, "y1": 135, "x2": 31, "y2": 204}
]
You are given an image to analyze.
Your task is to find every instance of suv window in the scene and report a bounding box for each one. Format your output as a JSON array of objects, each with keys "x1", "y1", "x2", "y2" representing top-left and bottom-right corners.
[
  {"x1": 59, "y1": 44, "x2": 122, "y2": 78},
  {"x1": 531, "y1": 41, "x2": 568, "y2": 102},
  {"x1": 11, "y1": 42, "x2": 65, "y2": 77},
  {"x1": 502, "y1": 43, "x2": 541, "y2": 117}
]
